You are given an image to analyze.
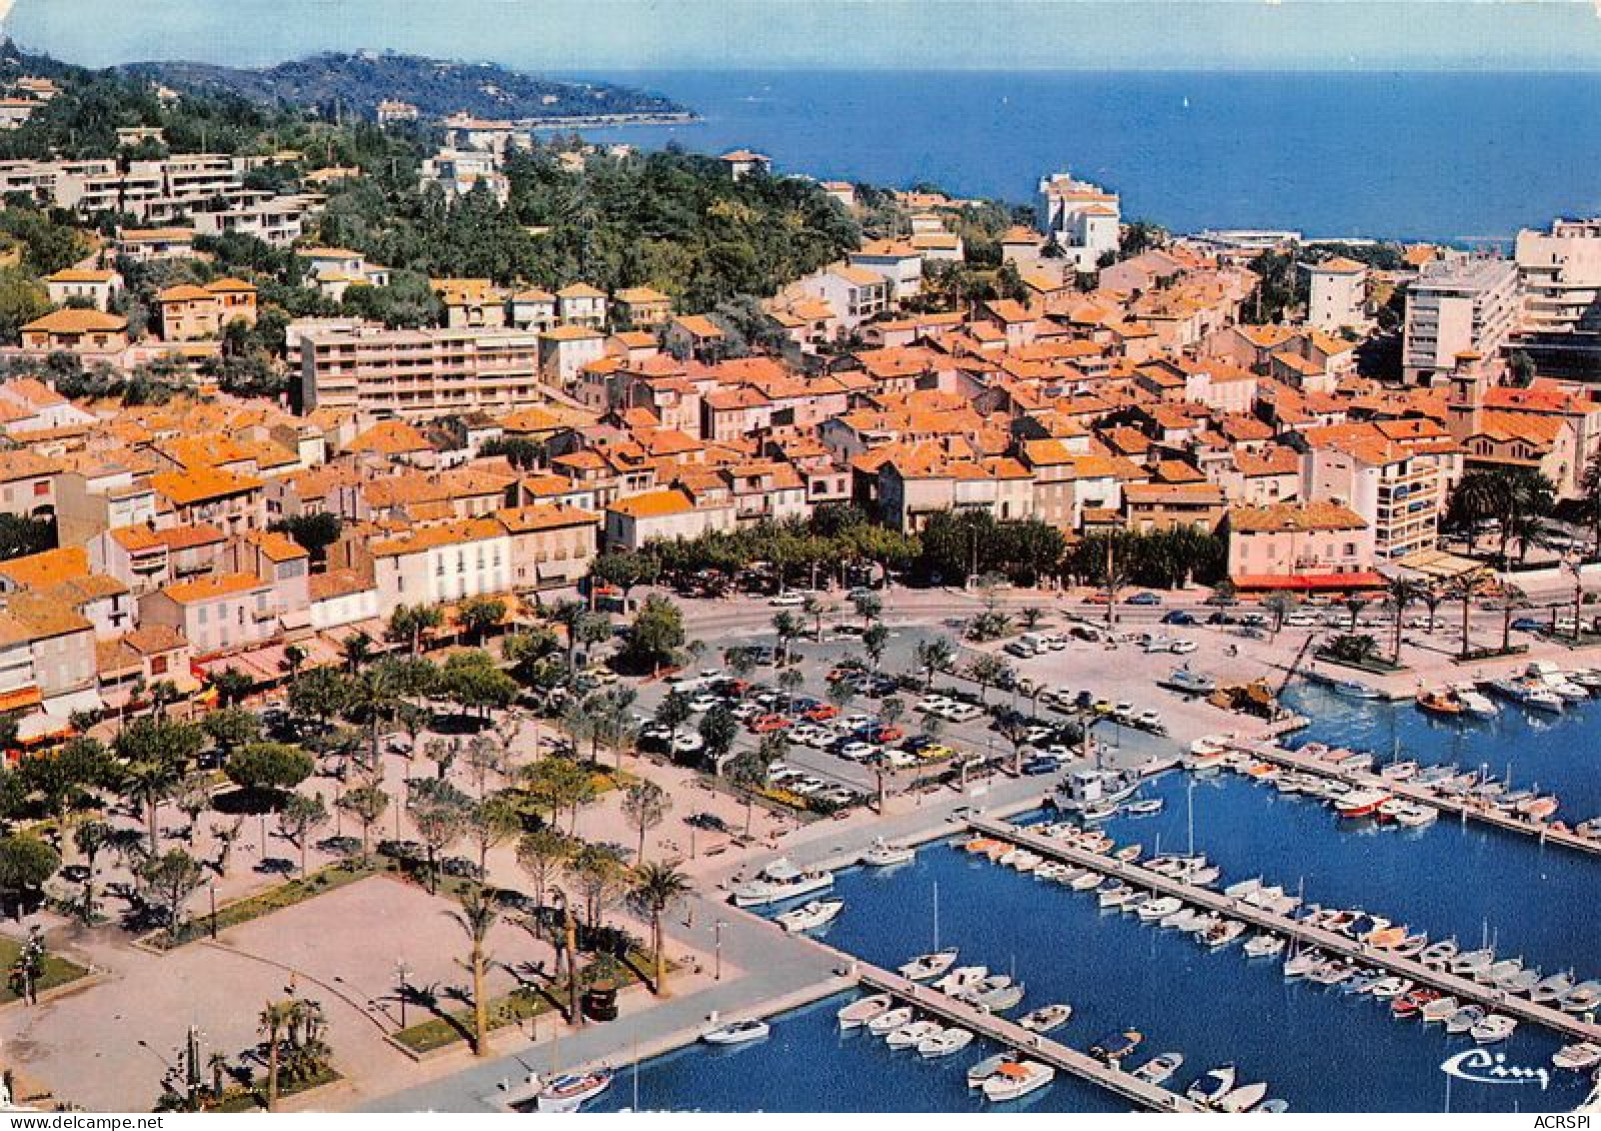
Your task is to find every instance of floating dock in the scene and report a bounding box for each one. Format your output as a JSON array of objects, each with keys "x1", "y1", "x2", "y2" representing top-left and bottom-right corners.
[
  {"x1": 1221, "y1": 737, "x2": 1601, "y2": 859},
  {"x1": 853, "y1": 964, "x2": 1205, "y2": 1112},
  {"x1": 968, "y1": 816, "x2": 1601, "y2": 1045}
]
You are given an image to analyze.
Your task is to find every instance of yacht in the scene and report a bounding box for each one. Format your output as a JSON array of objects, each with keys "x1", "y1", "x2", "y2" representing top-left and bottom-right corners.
[
  {"x1": 730, "y1": 859, "x2": 834, "y2": 907},
  {"x1": 983, "y1": 1061, "x2": 1056, "y2": 1103},
  {"x1": 1392, "y1": 803, "x2": 1439, "y2": 829},
  {"x1": 898, "y1": 948, "x2": 959, "y2": 982},
  {"x1": 1525, "y1": 661, "x2": 1590, "y2": 701},
  {"x1": 1453, "y1": 684, "x2": 1500, "y2": 718},
  {"x1": 1089, "y1": 1029, "x2": 1143, "y2": 1062},
  {"x1": 535, "y1": 1069, "x2": 613, "y2": 1113},
  {"x1": 1018, "y1": 1003, "x2": 1073, "y2": 1033},
  {"x1": 861, "y1": 838, "x2": 916, "y2": 868},
  {"x1": 1186, "y1": 1064, "x2": 1238, "y2": 1105},
  {"x1": 776, "y1": 898, "x2": 844, "y2": 933},
  {"x1": 1564, "y1": 981, "x2": 1601, "y2": 1013},
  {"x1": 1471, "y1": 1014, "x2": 1518, "y2": 1044},
  {"x1": 1161, "y1": 666, "x2": 1217, "y2": 696},
  {"x1": 966, "y1": 1051, "x2": 1012, "y2": 1088},
  {"x1": 1216, "y1": 1081, "x2": 1270, "y2": 1113},
  {"x1": 885, "y1": 1020, "x2": 942, "y2": 1050},
  {"x1": 1243, "y1": 933, "x2": 1286, "y2": 959},
  {"x1": 703, "y1": 1018, "x2": 770, "y2": 1045},
  {"x1": 917, "y1": 1026, "x2": 974, "y2": 1059},
  {"x1": 837, "y1": 994, "x2": 894, "y2": 1030},
  {"x1": 1336, "y1": 789, "x2": 1392, "y2": 819},
  {"x1": 1131, "y1": 1051, "x2": 1185, "y2": 1086},
  {"x1": 1421, "y1": 995, "x2": 1460, "y2": 1023},
  {"x1": 1445, "y1": 1004, "x2": 1486, "y2": 1035},
  {"x1": 1137, "y1": 896, "x2": 1183, "y2": 922},
  {"x1": 965, "y1": 980, "x2": 1026, "y2": 1013},
  {"x1": 1553, "y1": 1043, "x2": 1601, "y2": 1071},
  {"x1": 866, "y1": 1006, "x2": 915, "y2": 1035},
  {"x1": 933, "y1": 965, "x2": 989, "y2": 995}
]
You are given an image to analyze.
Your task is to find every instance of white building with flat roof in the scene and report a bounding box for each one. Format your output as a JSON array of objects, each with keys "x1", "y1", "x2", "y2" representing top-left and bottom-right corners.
[
  {"x1": 1402, "y1": 256, "x2": 1520, "y2": 385},
  {"x1": 1305, "y1": 256, "x2": 1367, "y2": 333},
  {"x1": 1037, "y1": 172, "x2": 1121, "y2": 273},
  {"x1": 1515, "y1": 217, "x2": 1601, "y2": 335}
]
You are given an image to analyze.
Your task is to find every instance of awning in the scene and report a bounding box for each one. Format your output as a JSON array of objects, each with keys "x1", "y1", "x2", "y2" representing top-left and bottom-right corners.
[
  {"x1": 1231, "y1": 571, "x2": 1387, "y2": 593},
  {"x1": 41, "y1": 686, "x2": 103, "y2": 719},
  {"x1": 0, "y1": 685, "x2": 43, "y2": 713}
]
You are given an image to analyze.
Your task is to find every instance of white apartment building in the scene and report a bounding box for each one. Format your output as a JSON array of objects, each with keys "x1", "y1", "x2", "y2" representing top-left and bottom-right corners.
[
  {"x1": 369, "y1": 519, "x2": 512, "y2": 608},
  {"x1": 1302, "y1": 440, "x2": 1450, "y2": 563},
  {"x1": 1037, "y1": 172, "x2": 1121, "y2": 273},
  {"x1": 1305, "y1": 257, "x2": 1367, "y2": 333},
  {"x1": 300, "y1": 325, "x2": 551, "y2": 419},
  {"x1": 1402, "y1": 256, "x2": 1520, "y2": 385},
  {"x1": 1515, "y1": 217, "x2": 1601, "y2": 334}
]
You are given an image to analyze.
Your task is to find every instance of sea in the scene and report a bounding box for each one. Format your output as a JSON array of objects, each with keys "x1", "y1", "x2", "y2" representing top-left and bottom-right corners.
[
  {"x1": 588, "y1": 687, "x2": 1600, "y2": 1113},
  {"x1": 559, "y1": 69, "x2": 1601, "y2": 243}
]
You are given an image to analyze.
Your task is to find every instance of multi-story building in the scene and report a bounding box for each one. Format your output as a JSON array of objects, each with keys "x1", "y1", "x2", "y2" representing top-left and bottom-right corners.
[
  {"x1": 1403, "y1": 256, "x2": 1520, "y2": 385},
  {"x1": 1037, "y1": 172, "x2": 1121, "y2": 273},
  {"x1": 1224, "y1": 502, "x2": 1376, "y2": 590},
  {"x1": 1305, "y1": 257, "x2": 1367, "y2": 333},
  {"x1": 44, "y1": 267, "x2": 123, "y2": 312},
  {"x1": 300, "y1": 325, "x2": 553, "y2": 419},
  {"x1": 1514, "y1": 217, "x2": 1601, "y2": 335}
]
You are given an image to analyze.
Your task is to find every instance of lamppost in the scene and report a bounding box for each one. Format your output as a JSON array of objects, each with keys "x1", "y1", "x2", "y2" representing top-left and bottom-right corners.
[
  {"x1": 714, "y1": 919, "x2": 726, "y2": 981},
  {"x1": 208, "y1": 883, "x2": 218, "y2": 940},
  {"x1": 394, "y1": 958, "x2": 412, "y2": 1029}
]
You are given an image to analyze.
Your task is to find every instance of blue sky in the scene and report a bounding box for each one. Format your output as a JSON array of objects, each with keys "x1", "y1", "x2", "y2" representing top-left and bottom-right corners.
[{"x1": 7, "y1": 1, "x2": 1601, "y2": 71}]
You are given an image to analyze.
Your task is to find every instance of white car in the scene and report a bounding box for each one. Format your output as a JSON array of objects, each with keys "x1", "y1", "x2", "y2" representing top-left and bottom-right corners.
[
  {"x1": 1170, "y1": 639, "x2": 1198, "y2": 655},
  {"x1": 884, "y1": 750, "x2": 919, "y2": 769},
  {"x1": 917, "y1": 696, "x2": 955, "y2": 713},
  {"x1": 790, "y1": 777, "x2": 827, "y2": 797},
  {"x1": 671, "y1": 732, "x2": 705, "y2": 755},
  {"x1": 688, "y1": 693, "x2": 721, "y2": 712},
  {"x1": 1284, "y1": 613, "x2": 1318, "y2": 627},
  {"x1": 838, "y1": 741, "x2": 878, "y2": 762},
  {"x1": 768, "y1": 592, "x2": 807, "y2": 607},
  {"x1": 940, "y1": 703, "x2": 984, "y2": 723}
]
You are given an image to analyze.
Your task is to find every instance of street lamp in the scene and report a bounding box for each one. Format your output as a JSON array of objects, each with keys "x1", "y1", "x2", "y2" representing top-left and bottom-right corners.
[
  {"x1": 208, "y1": 883, "x2": 218, "y2": 940},
  {"x1": 714, "y1": 920, "x2": 726, "y2": 981},
  {"x1": 394, "y1": 958, "x2": 412, "y2": 1029}
]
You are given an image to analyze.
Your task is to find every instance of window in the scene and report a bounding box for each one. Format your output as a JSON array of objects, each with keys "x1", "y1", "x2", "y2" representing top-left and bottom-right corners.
[{"x1": 150, "y1": 655, "x2": 168, "y2": 676}]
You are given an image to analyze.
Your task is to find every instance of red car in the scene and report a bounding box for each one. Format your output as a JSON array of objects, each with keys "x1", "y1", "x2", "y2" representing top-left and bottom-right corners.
[
  {"x1": 749, "y1": 713, "x2": 791, "y2": 734},
  {"x1": 803, "y1": 703, "x2": 839, "y2": 722}
]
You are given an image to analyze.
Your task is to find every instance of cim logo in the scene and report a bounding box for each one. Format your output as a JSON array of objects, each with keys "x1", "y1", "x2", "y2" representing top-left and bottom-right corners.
[{"x1": 1440, "y1": 1048, "x2": 1551, "y2": 1091}]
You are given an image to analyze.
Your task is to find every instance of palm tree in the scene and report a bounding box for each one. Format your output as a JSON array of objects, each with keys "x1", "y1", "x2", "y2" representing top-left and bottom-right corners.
[
  {"x1": 914, "y1": 637, "x2": 955, "y2": 691},
  {"x1": 1263, "y1": 592, "x2": 1296, "y2": 635},
  {"x1": 771, "y1": 611, "x2": 802, "y2": 665},
  {"x1": 1383, "y1": 577, "x2": 1423, "y2": 663},
  {"x1": 1445, "y1": 572, "x2": 1488, "y2": 659},
  {"x1": 341, "y1": 631, "x2": 374, "y2": 674},
  {"x1": 628, "y1": 862, "x2": 691, "y2": 996},
  {"x1": 448, "y1": 884, "x2": 500, "y2": 1058},
  {"x1": 801, "y1": 595, "x2": 827, "y2": 642},
  {"x1": 258, "y1": 1000, "x2": 296, "y2": 1111},
  {"x1": 1499, "y1": 581, "x2": 1529, "y2": 653},
  {"x1": 1421, "y1": 584, "x2": 1445, "y2": 634},
  {"x1": 862, "y1": 623, "x2": 889, "y2": 671},
  {"x1": 776, "y1": 667, "x2": 805, "y2": 714},
  {"x1": 1342, "y1": 594, "x2": 1368, "y2": 634},
  {"x1": 965, "y1": 654, "x2": 1007, "y2": 704}
]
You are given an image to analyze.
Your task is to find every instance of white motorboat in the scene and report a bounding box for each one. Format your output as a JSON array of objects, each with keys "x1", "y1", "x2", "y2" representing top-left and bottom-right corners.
[
  {"x1": 964, "y1": 978, "x2": 1026, "y2": 1013},
  {"x1": 1564, "y1": 981, "x2": 1601, "y2": 1013},
  {"x1": 1471, "y1": 1014, "x2": 1518, "y2": 1044},
  {"x1": 703, "y1": 1018, "x2": 770, "y2": 1045},
  {"x1": 535, "y1": 1069, "x2": 613, "y2": 1113},
  {"x1": 933, "y1": 965, "x2": 989, "y2": 995},
  {"x1": 1069, "y1": 871, "x2": 1103, "y2": 892},
  {"x1": 837, "y1": 994, "x2": 893, "y2": 1030},
  {"x1": 1136, "y1": 896, "x2": 1183, "y2": 922},
  {"x1": 898, "y1": 948, "x2": 959, "y2": 982},
  {"x1": 1283, "y1": 949, "x2": 1325, "y2": 979},
  {"x1": 917, "y1": 1026, "x2": 975, "y2": 1059},
  {"x1": 1131, "y1": 1051, "x2": 1185, "y2": 1086},
  {"x1": 1446, "y1": 1005, "x2": 1486, "y2": 1035},
  {"x1": 1098, "y1": 883, "x2": 1141, "y2": 910},
  {"x1": 867, "y1": 1006, "x2": 915, "y2": 1035},
  {"x1": 1450, "y1": 948, "x2": 1495, "y2": 977},
  {"x1": 886, "y1": 1019, "x2": 942, "y2": 1050},
  {"x1": 1554, "y1": 1042, "x2": 1601, "y2": 1071},
  {"x1": 1392, "y1": 803, "x2": 1439, "y2": 828},
  {"x1": 1224, "y1": 877, "x2": 1264, "y2": 899},
  {"x1": 861, "y1": 838, "x2": 916, "y2": 867},
  {"x1": 967, "y1": 1051, "x2": 1011, "y2": 1088},
  {"x1": 1421, "y1": 995, "x2": 1459, "y2": 1023},
  {"x1": 776, "y1": 898, "x2": 844, "y2": 933},
  {"x1": 983, "y1": 1060, "x2": 1056, "y2": 1102},
  {"x1": 1243, "y1": 933, "x2": 1285, "y2": 959},
  {"x1": 1204, "y1": 920, "x2": 1247, "y2": 950},
  {"x1": 1216, "y1": 1081, "x2": 1269, "y2": 1113},
  {"x1": 1369, "y1": 976, "x2": 1413, "y2": 1000},
  {"x1": 1186, "y1": 1064, "x2": 1237, "y2": 1105},
  {"x1": 1453, "y1": 684, "x2": 1500, "y2": 718},
  {"x1": 1018, "y1": 1003, "x2": 1073, "y2": 1033},
  {"x1": 730, "y1": 859, "x2": 834, "y2": 907}
]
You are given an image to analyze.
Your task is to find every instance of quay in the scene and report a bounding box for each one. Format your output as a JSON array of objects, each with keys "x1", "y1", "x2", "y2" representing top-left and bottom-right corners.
[
  {"x1": 968, "y1": 816, "x2": 1601, "y2": 1045},
  {"x1": 854, "y1": 964, "x2": 1204, "y2": 1112},
  {"x1": 1221, "y1": 737, "x2": 1601, "y2": 859}
]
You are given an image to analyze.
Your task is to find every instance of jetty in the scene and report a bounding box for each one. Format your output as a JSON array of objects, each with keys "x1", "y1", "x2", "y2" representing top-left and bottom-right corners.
[
  {"x1": 968, "y1": 816, "x2": 1601, "y2": 1045},
  {"x1": 1220, "y1": 737, "x2": 1601, "y2": 859},
  {"x1": 853, "y1": 964, "x2": 1204, "y2": 1112}
]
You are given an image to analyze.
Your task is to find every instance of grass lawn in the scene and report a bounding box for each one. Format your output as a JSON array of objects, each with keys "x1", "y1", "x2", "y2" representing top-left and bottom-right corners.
[
  {"x1": 147, "y1": 859, "x2": 380, "y2": 950},
  {"x1": 0, "y1": 934, "x2": 89, "y2": 1004},
  {"x1": 211, "y1": 1066, "x2": 341, "y2": 1112}
]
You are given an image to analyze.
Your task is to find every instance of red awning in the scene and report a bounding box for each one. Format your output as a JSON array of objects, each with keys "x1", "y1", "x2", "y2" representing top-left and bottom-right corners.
[{"x1": 1231, "y1": 571, "x2": 1387, "y2": 593}]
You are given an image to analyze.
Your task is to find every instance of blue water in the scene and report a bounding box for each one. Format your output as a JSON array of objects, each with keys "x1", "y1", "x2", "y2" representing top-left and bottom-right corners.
[
  {"x1": 1283, "y1": 681, "x2": 1601, "y2": 825},
  {"x1": 563, "y1": 70, "x2": 1601, "y2": 241},
  {"x1": 594, "y1": 778, "x2": 1595, "y2": 1113}
]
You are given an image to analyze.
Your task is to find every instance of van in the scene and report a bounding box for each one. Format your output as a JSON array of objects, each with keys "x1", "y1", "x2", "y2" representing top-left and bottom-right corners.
[{"x1": 1020, "y1": 632, "x2": 1050, "y2": 652}]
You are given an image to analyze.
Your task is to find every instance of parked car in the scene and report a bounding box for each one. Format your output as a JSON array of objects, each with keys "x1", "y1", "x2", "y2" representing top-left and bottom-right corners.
[
  {"x1": 1160, "y1": 610, "x2": 1197, "y2": 625},
  {"x1": 768, "y1": 592, "x2": 807, "y2": 607},
  {"x1": 1126, "y1": 591, "x2": 1163, "y2": 606},
  {"x1": 748, "y1": 713, "x2": 791, "y2": 734}
]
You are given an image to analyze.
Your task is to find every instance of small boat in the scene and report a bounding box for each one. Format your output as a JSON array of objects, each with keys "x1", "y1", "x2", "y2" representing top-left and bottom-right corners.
[
  {"x1": 1097, "y1": 883, "x2": 1140, "y2": 910},
  {"x1": 1336, "y1": 789, "x2": 1391, "y2": 819},
  {"x1": 1483, "y1": 958, "x2": 1525, "y2": 987},
  {"x1": 731, "y1": 859, "x2": 834, "y2": 907},
  {"x1": 866, "y1": 1006, "x2": 915, "y2": 1036},
  {"x1": 1081, "y1": 800, "x2": 1119, "y2": 823},
  {"x1": 1446, "y1": 1004, "x2": 1486, "y2": 1035},
  {"x1": 776, "y1": 898, "x2": 844, "y2": 933},
  {"x1": 1283, "y1": 950, "x2": 1324, "y2": 979},
  {"x1": 1416, "y1": 689, "x2": 1464, "y2": 717},
  {"x1": 1070, "y1": 871, "x2": 1103, "y2": 892},
  {"x1": 965, "y1": 836, "x2": 1002, "y2": 855},
  {"x1": 1419, "y1": 938, "x2": 1459, "y2": 968},
  {"x1": 1381, "y1": 760, "x2": 1421, "y2": 781},
  {"x1": 535, "y1": 1069, "x2": 613, "y2": 1113},
  {"x1": 1369, "y1": 976, "x2": 1414, "y2": 1000},
  {"x1": 967, "y1": 1051, "x2": 1011, "y2": 1088},
  {"x1": 1393, "y1": 804, "x2": 1439, "y2": 829},
  {"x1": 1258, "y1": 1099, "x2": 1291, "y2": 1113},
  {"x1": 1089, "y1": 1029, "x2": 1143, "y2": 1062},
  {"x1": 1392, "y1": 987, "x2": 1441, "y2": 1020},
  {"x1": 1161, "y1": 906, "x2": 1199, "y2": 929},
  {"x1": 1564, "y1": 981, "x2": 1601, "y2": 1013},
  {"x1": 966, "y1": 981, "x2": 1026, "y2": 1013},
  {"x1": 1131, "y1": 1051, "x2": 1185, "y2": 1086},
  {"x1": 1162, "y1": 667, "x2": 1218, "y2": 696},
  {"x1": 886, "y1": 1020, "x2": 942, "y2": 1050},
  {"x1": 1123, "y1": 798, "x2": 1164, "y2": 816},
  {"x1": 1216, "y1": 1081, "x2": 1269, "y2": 1113},
  {"x1": 703, "y1": 1018, "x2": 770, "y2": 1045},
  {"x1": 837, "y1": 994, "x2": 893, "y2": 1030},
  {"x1": 1243, "y1": 933, "x2": 1285, "y2": 959},
  {"x1": 1449, "y1": 949, "x2": 1495, "y2": 977},
  {"x1": 1554, "y1": 1042, "x2": 1601, "y2": 1071},
  {"x1": 1421, "y1": 995, "x2": 1460, "y2": 1023},
  {"x1": 861, "y1": 838, "x2": 916, "y2": 867},
  {"x1": 899, "y1": 948, "x2": 960, "y2": 982},
  {"x1": 1204, "y1": 920, "x2": 1247, "y2": 950},
  {"x1": 983, "y1": 1060, "x2": 1056, "y2": 1102},
  {"x1": 933, "y1": 965, "x2": 988, "y2": 995},
  {"x1": 1114, "y1": 843, "x2": 1142, "y2": 863},
  {"x1": 1364, "y1": 925, "x2": 1407, "y2": 949},
  {"x1": 1531, "y1": 972, "x2": 1576, "y2": 1006},
  {"x1": 1455, "y1": 686, "x2": 1500, "y2": 718},
  {"x1": 1136, "y1": 896, "x2": 1183, "y2": 922},
  {"x1": 1186, "y1": 1063, "x2": 1238, "y2": 1105},
  {"x1": 1471, "y1": 1014, "x2": 1518, "y2": 1044},
  {"x1": 1018, "y1": 1003, "x2": 1073, "y2": 1033},
  {"x1": 917, "y1": 1026, "x2": 974, "y2": 1059},
  {"x1": 1182, "y1": 912, "x2": 1221, "y2": 936}
]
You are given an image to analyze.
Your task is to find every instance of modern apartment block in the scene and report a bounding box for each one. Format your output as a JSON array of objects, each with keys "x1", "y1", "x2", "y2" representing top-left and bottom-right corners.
[
  {"x1": 1402, "y1": 256, "x2": 1520, "y2": 385},
  {"x1": 1514, "y1": 217, "x2": 1601, "y2": 334}
]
